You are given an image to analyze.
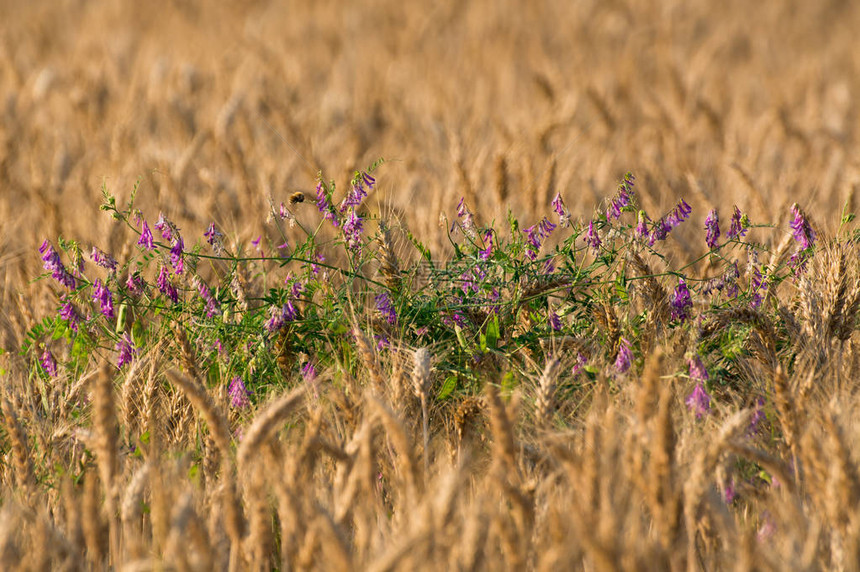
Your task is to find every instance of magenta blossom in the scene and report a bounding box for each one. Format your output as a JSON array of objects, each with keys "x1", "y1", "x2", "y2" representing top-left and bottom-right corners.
[
  {"x1": 116, "y1": 333, "x2": 137, "y2": 368},
  {"x1": 670, "y1": 278, "x2": 693, "y2": 322},
  {"x1": 614, "y1": 337, "x2": 633, "y2": 374},
  {"x1": 91, "y1": 279, "x2": 115, "y2": 319},
  {"x1": 585, "y1": 220, "x2": 601, "y2": 253},
  {"x1": 40, "y1": 349, "x2": 58, "y2": 377},
  {"x1": 686, "y1": 383, "x2": 711, "y2": 419},
  {"x1": 228, "y1": 376, "x2": 252, "y2": 409},
  {"x1": 138, "y1": 221, "x2": 155, "y2": 250},
  {"x1": 704, "y1": 209, "x2": 720, "y2": 249}
]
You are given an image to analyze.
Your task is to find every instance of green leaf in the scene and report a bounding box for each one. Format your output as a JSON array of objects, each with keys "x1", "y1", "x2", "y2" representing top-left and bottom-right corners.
[
  {"x1": 437, "y1": 376, "x2": 457, "y2": 400},
  {"x1": 485, "y1": 315, "x2": 499, "y2": 350},
  {"x1": 501, "y1": 370, "x2": 516, "y2": 394}
]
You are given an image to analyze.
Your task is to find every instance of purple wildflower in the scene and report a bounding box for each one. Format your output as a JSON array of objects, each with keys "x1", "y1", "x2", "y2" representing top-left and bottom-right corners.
[
  {"x1": 341, "y1": 180, "x2": 368, "y2": 211},
  {"x1": 343, "y1": 209, "x2": 364, "y2": 255},
  {"x1": 789, "y1": 203, "x2": 815, "y2": 250},
  {"x1": 456, "y1": 197, "x2": 479, "y2": 241},
  {"x1": 39, "y1": 240, "x2": 76, "y2": 289},
  {"x1": 648, "y1": 219, "x2": 672, "y2": 246},
  {"x1": 375, "y1": 334, "x2": 390, "y2": 351},
  {"x1": 204, "y1": 222, "x2": 224, "y2": 254},
  {"x1": 169, "y1": 237, "x2": 184, "y2": 274},
  {"x1": 705, "y1": 209, "x2": 720, "y2": 249},
  {"x1": 688, "y1": 355, "x2": 709, "y2": 383},
  {"x1": 635, "y1": 211, "x2": 649, "y2": 240},
  {"x1": 585, "y1": 220, "x2": 601, "y2": 253},
  {"x1": 115, "y1": 333, "x2": 137, "y2": 368},
  {"x1": 608, "y1": 176, "x2": 635, "y2": 220},
  {"x1": 548, "y1": 310, "x2": 562, "y2": 331},
  {"x1": 156, "y1": 267, "x2": 179, "y2": 303},
  {"x1": 571, "y1": 353, "x2": 586, "y2": 376},
  {"x1": 362, "y1": 171, "x2": 376, "y2": 189},
  {"x1": 315, "y1": 180, "x2": 340, "y2": 228},
  {"x1": 195, "y1": 278, "x2": 220, "y2": 318},
  {"x1": 59, "y1": 297, "x2": 79, "y2": 332},
  {"x1": 301, "y1": 361, "x2": 317, "y2": 382},
  {"x1": 749, "y1": 397, "x2": 766, "y2": 435},
  {"x1": 750, "y1": 266, "x2": 767, "y2": 309},
  {"x1": 228, "y1": 376, "x2": 252, "y2": 409},
  {"x1": 460, "y1": 266, "x2": 484, "y2": 295},
  {"x1": 479, "y1": 230, "x2": 494, "y2": 260},
  {"x1": 614, "y1": 337, "x2": 633, "y2": 374},
  {"x1": 40, "y1": 349, "x2": 58, "y2": 377},
  {"x1": 91, "y1": 279, "x2": 115, "y2": 318},
  {"x1": 686, "y1": 383, "x2": 711, "y2": 419},
  {"x1": 666, "y1": 198, "x2": 692, "y2": 227},
  {"x1": 670, "y1": 278, "x2": 692, "y2": 322},
  {"x1": 649, "y1": 199, "x2": 692, "y2": 245},
  {"x1": 264, "y1": 301, "x2": 297, "y2": 333},
  {"x1": 551, "y1": 192, "x2": 572, "y2": 228},
  {"x1": 726, "y1": 206, "x2": 748, "y2": 240},
  {"x1": 90, "y1": 247, "x2": 118, "y2": 272},
  {"x1": 138, "y1": 221, "x2": 155, "y2": 250},
  {"x1": 125, "y1": 273, "x2": 145, "y2": 297},
  {"x1": 289, "y1": 278, "x2": 304, "y2": 299},
  {"x1": 311, "y1": 254, "x2": 324, "y2": 277},
  {"x1": 154, "y1": 213, "x2": 177, "y2": 241},
  {"x1": 375, "y1": 291, "x2": 397, "y2": 325}
]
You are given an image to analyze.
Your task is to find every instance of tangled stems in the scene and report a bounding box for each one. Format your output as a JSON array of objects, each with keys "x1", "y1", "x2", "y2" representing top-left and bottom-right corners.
[{"x1": 33, "y1": 169, "x2": 814, "y2": 413}]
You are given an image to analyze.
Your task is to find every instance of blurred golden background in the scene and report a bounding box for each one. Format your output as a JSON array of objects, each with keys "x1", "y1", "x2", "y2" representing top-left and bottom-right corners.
[{"x1": 2, "y1": 0, "x2": 859, "y2": 330}]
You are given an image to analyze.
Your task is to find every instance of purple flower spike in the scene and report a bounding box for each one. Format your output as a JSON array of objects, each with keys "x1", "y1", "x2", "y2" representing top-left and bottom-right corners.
[
  {"x1": 726, "y1": 206, "x2": 748, "y2": 240},
  {"x1": 789, "y1": 203, "x2": 815, "y2": 250},
  {"x1": 59, "y1": 297, "x2": 79, "y2": 332},
  {"x1": 91, "y1": 279, "x2": 115, "y2": 318},
  {"x1": 670, "y1": 278, "x2": 693, "y2": 322},
  {"x1": 204, "y1": 222, "x2": 224, "y2": 254},
  {"x1": 479, "y1": 230, "x2": 494, "y2": 260},
  {"x1": 90, "y1": 247, "x2": 118, "y2": 272},
  {"x1": 456, "y1": 198, "x2": 479, "y2": 241},
  {"x1": 228, "y1": 376, "x2": 252, "y2": 409},
  {"x1": 125, "y1": 273, "x2": 145, "y2": 297},
  {"x1": 301, "y1": 361, "x2": 318, "y2": 382},
  {"x1": 157, "y1": 267, "x2": 179, "y2": 303},
  {"x1": 39, "y1": 240, "x2": 76, "y2": 289},
  {"x1": 705, "y1": 209, "x2": 720, "y2": 249},
  {"x1": 170, "y1": 237, "x2": 184, "y2": 274},
  {"x1": 343, "y1": 209, "x2": 364, "y2": 255},
  {"x1": 154, "y1": 212, "x2": 176, "y2": 241},
  {"x1": 635, "y1": 211, "x2": 649, "y2": 240},
  {"x1": 688, "y1": 355, "x2": 709, "y2": 383},
  {"x1": 316, "y1": 180, "x2": 340, "y2": 228},
  {"x1": 40, "y1": 349, "x2": 58, "y2": 377},
  {"x1": 608, "y1": 176, "x2": 635, "y2": 220},
  {"x1": 195, "y1": 278, "x2": 220, "y2": 318},
  {"x1": 552, "y1": 192, "x2": 572, "y2": 228},
  {"x1": 375, "y1": 292, "x2": 397, "y2": 325},
  {"x1": 138, "y1": 221, "x2": 155, "y2": 250},
  {"x1": 585, "y1": 220, "x2": 601, "y2": 253},
  {"x1": 686, "y1": 383, "x2": 711, "y2": 419},
  {"x1": 524, "y1": 217, "x2": 556, "y2": 259},
  {"x1": 548, "y1": 310, "x2": 562, "y2": 331},
  {"x1": 116, "y1": 333, "x2": 137, "y2": 368},
  {"x1": 362, "y1": 171, "x2": 376, "y2": 189},
  {"x1": 614, "y1": 337, "x2": 633, "y2": 374}
]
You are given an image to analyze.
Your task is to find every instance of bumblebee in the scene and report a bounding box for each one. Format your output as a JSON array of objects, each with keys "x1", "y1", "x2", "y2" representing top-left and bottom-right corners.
[{"x1": 289, "y1": 192, "x2": 306, "y2": 205}]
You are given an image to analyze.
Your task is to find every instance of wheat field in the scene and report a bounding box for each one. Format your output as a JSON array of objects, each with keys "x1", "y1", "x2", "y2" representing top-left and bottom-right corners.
[{"x1": 3, "y1": 1, "x2": 860, "y2": 570}]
